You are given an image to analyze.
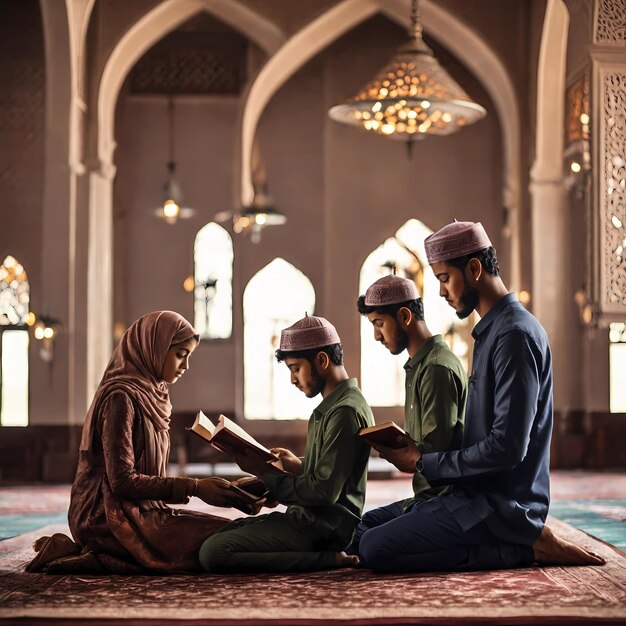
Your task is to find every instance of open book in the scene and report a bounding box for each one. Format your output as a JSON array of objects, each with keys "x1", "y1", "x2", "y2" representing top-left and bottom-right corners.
[
  {"x1": 358, "y1": 421, "x2": 408, "y2": 449},
  {"x1": 187, "y1": 412, "x2": 286, "y2": 473}
]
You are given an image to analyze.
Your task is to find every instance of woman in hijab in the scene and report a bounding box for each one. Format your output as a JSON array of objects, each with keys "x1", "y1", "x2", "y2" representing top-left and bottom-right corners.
[{"x1": 27, "y1": 311, "x2": 251, "y2": 573}]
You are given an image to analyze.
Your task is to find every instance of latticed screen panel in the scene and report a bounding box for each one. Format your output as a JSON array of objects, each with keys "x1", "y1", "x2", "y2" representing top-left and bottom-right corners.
[
  {"x1": 594, "y1": 0, "x2": 626, "y2": 45},
  {"x1": 599, "y1": 70, "x2": 626, "y2": 313},
  {"x1": 129, "y1": 32, "x2": 246, "y2": 95}
]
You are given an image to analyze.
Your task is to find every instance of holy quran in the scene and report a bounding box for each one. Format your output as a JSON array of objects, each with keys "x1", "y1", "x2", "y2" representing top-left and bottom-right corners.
[
  {"x1": 358, "y1": 421, "x2": 408, "y2": 448},
  {"x1": 188, "y1": 412, "x2": 286, "y2": 473}
]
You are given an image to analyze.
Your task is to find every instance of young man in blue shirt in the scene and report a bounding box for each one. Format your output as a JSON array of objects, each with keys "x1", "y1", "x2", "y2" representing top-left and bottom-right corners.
[{"x1": 359, "y1": 221, "x2": 604, "y2": 571}]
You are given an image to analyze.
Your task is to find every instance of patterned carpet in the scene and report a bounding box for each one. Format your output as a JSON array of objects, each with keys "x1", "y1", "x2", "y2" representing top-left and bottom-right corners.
[{"x1": 1, "y1": 472, "x2": 625, "y2": 625}]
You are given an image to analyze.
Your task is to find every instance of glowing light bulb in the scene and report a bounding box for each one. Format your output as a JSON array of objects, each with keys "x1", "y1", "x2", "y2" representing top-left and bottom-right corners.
[
  {"x1": 183, "y1": 276, "x2": 195, "y2": 293},
  {"x1": 255, "y1": 213, "x2": 267, "y2": 225},
  {"x1": 372, "y1": 101, "x2": 382, "y2": 113},
  {"x1": 422, "y1": 100, "x2": 431, "y2": 109},
  {"x1": 162, "y1": 200, "x2": 180, "y2": 219},
  {"x1": 442, "y1": 113, "x2": 452, "y2": 123},
  {"x1": 34, "y1": 327, "x2": 44, "y2": 340},
  {"x1": 580, "y1": 113, "x2": 590, "y2": 125},
  {"x1": 43, "y1": 327, "x2": 54, "y2": 339},
  {"x1": 570, "y1": 162, "x2": 582, "y2": 173},
  {"x1": 381, "y1": 124, "x2": 395, "y2": 135}
]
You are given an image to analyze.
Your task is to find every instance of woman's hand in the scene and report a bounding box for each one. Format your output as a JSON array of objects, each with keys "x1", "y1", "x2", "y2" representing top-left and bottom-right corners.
[
  {"x1": 270, "y1": 447, "x2": 302, "y2": 474},
  {"x1": 194, "y1": 477, "x2": 248, "y2": 509}
]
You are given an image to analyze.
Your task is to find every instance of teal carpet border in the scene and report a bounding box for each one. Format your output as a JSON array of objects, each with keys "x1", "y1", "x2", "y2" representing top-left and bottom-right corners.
[{"x1": 550, "y1": 499, "x2": 626, "y2": 552}]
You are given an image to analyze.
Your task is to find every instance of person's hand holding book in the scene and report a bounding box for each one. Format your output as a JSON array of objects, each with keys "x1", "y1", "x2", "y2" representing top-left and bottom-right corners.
[
  {"x1": 232, "y1": 449, "x2": 282, "y2": 478},
  {"x1": 373, "y1": 435, "x2": 422, "y2": 474},
  {"x1": 194, "y1": 477, "x2": 259, "y2": 511},
  {"x1": 269, "y1": 447, "x2": 302, "y2": 474}
]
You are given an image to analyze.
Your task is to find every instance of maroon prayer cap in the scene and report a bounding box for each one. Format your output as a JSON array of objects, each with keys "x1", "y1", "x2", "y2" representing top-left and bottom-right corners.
[
  {"x1": 424, "y1": 221, "x2": 492, "y2": 264},
  {"x1": 364, "y1": 275, "x2": 419, "y2": 306},
  {"x1": 279, "y1": 315, "x2": 341, "y2": 351}
]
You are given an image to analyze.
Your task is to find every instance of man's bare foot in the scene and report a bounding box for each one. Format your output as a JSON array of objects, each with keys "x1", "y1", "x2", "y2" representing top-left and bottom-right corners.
[
  {"x1": 335, "y1": 551, "x2": 360, "y2": 568},
  {"x1": 533, "y1": 525, "x2": 606, "y2": 566}
]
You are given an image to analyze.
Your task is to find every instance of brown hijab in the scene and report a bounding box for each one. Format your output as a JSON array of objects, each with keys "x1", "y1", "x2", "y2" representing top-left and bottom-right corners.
[{"x1": 79, "y1": 311, "x2": 198, "y2": 479}]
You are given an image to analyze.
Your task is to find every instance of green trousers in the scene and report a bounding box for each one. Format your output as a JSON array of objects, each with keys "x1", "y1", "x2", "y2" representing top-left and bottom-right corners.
[{"x1": 198, "y1": 512, "x2": 338, "y2": 573}]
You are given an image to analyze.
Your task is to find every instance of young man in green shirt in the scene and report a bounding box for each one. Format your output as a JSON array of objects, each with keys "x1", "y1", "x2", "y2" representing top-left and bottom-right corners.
[
  {"x1": 198, "y1": 315, "x2": 375, "y2": 572},
  {"x1": 347, "y1": 274, "x2": 467, "y2": 555}
]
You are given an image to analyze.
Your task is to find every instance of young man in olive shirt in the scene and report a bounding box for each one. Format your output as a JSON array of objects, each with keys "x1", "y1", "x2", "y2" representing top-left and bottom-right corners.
[
  {"x1": 198, "y1": 315, "x2": 374, "y2": 573},
  {"x1": 347, "y1": 274, "x2": 467, "y2": 556}
]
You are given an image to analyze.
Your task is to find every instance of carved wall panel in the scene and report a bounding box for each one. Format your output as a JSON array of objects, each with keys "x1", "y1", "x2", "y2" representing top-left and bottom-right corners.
[
  {"x1": 600, "y1": 70, "x2": 626, "y2": 311},
  {"x1": 591, "y1": 0, "x2": 626, "y2": 324},
  {"x1": 594, "y1": 0, "x2": 626, "y2": 45}
]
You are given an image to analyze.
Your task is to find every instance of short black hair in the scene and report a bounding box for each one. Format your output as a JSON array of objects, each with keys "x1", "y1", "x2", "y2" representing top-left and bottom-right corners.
[
  {"x1": 275, "y1": 343, "x2": 343, "y2": 365},
  {"x1": 356, "y1": 296, "x2": 424, "y2": 321},
  {"x1": 445, "y1": 246, "x2": 500, "y2": 276}
]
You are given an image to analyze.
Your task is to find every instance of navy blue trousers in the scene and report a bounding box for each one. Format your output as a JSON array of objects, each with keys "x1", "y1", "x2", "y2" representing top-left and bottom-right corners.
[{"x1": 349, "y1": 498, "x2": 534, "y2": 573}]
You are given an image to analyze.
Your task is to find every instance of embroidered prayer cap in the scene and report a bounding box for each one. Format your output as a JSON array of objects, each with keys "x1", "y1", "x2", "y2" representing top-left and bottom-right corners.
[
  {"x1": 363, "y1": 275, "x2": 419, "y2": 307},
  {"x1": 424, "y1": 220, "x2": 492, "y2": 264},
  {"x1": 279, "y1": 315, "x2": 341, "y2": 352}
]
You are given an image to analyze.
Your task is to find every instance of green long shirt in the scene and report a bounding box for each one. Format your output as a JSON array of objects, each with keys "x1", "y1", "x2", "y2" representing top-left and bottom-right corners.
[
  {"x1": 262, "y1": 378, "x2": 374, "y2": 548},
  {"x1": 404, "y1": 335, "x2": 467, "y2": 502}
]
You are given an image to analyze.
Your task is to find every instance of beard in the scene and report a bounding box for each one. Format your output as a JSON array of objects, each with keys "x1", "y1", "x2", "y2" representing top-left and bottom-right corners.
[
  {"x1": 389, "y1": 323, "x2": 409, "y2": 355},
  {"x1": 457, "y1": 278, "x2": 480, "y2": 319},
  {"x1": 304, "y1": 364, "x2": 326, "y2": 398}
]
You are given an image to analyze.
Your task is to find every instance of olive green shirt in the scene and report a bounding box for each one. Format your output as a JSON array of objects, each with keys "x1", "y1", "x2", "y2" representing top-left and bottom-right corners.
[
  {"x1": 262, "y1": 378, "x2": 375, "y2": 548},
  {"x1": 404, "y1": 335, "x2": 467, "y2": 502}
]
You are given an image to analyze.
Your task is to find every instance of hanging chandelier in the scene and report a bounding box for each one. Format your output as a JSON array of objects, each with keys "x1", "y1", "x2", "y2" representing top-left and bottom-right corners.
[
  {"x1": 215, "y1": 142, "x2": 286, "y2": 243},
  {"x1": 328, "y1": 0, "x2": 486, "y2": 140},
  {"x1": 215, "y1": 184, "x2": 286, "y2": 244}
]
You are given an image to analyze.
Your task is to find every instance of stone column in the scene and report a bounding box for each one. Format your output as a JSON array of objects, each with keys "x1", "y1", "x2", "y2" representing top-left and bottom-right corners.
[
  {"x1": 530, "y1": 177, "x2": 574, "y2": 410},
  {"x1": 531, "y1": 0, "x2": 575, "y2": 412}
]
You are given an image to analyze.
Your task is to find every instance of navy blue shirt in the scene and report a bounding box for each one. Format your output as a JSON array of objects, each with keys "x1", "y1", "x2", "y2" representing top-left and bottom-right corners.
[{"x1": 421, "y1": 293, "x2": 553, "y2": 546}]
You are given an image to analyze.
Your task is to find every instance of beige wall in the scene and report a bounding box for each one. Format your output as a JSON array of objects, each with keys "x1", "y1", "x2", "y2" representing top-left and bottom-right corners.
[
  {"x1": 110, "y1": 13, "x2": 502, "y2": 418},
  {"x1": 4, "y1": 0, "x2": 616, "y2": 430}
]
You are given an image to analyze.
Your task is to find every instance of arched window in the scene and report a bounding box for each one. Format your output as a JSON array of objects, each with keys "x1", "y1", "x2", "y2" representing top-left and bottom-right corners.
[
  {"x1": 193, "y1": 223, "x2": 233, "y2": 339},
  {"x1": 359, "y1": 219, "x2": 468, "y2": 407},
  {"x1": 244, "y1": 258, "x2": 316, "y2": 419},
  {"x1": 0, "y1": 255, "x2": 30, "y2": 426}
]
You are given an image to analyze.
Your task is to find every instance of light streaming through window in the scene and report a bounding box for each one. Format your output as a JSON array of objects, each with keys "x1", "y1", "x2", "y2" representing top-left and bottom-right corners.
[
  {"x1": 0, "y1": 255, "x2": 30, "y2": 426},
  {"x1": 1, "y1": 330, "x2": 29, "y2": 426},
  {"x1": 244, "y1": 258, "x2": 316, "y2": 419},
  {"x1": 193, "y1": 223, "x2": 233, "y2": 339}
]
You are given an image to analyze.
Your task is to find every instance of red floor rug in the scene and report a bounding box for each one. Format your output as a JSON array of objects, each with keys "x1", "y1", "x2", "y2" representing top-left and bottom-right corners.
[{"x1": 1, "y1": 518, "x2": 625, "y2": 625}]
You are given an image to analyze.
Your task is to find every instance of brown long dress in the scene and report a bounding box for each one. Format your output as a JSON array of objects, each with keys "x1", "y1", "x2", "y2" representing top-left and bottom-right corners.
[{"x1": 26, "y1": 311, "x2": 229, "y2": 574}]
